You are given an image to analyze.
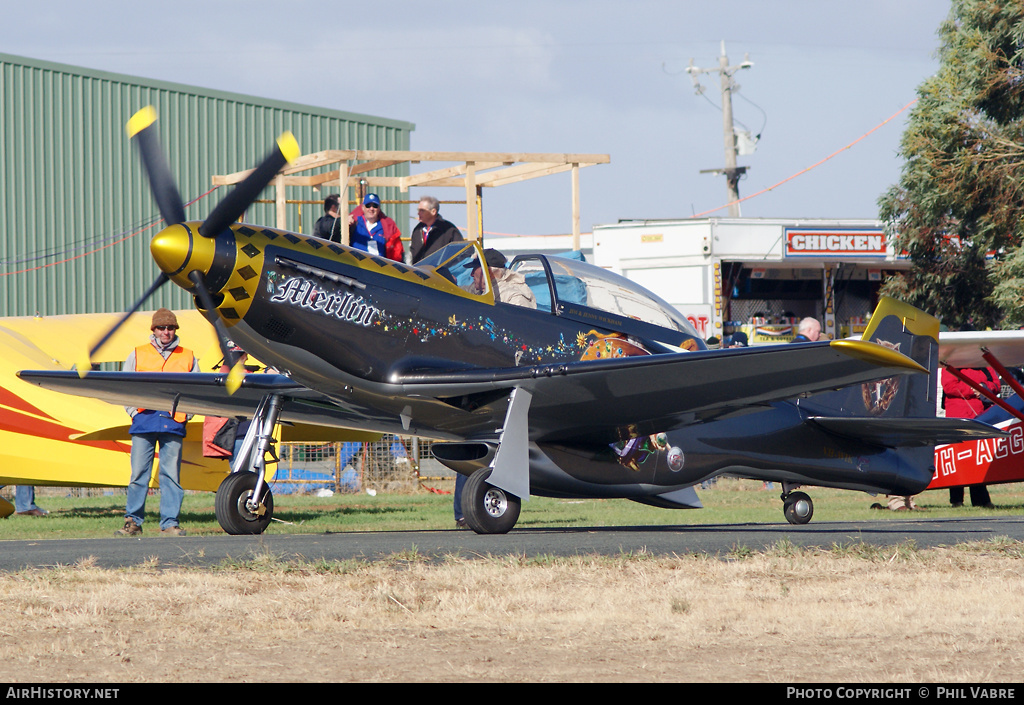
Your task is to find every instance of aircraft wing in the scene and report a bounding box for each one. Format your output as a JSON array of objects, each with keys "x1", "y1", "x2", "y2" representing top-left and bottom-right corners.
[
  {"x1": 15, "y1": 370, "x2": 391, "y2": 435},
  {"x1": 392, "y1": 339, "x2": 932, "y2": 442},
  {"x1": 18, "y1": 338, "x2": 933, "y2": 445},
  {"x1": 938, "y1": 330, "x2": 1024, "y2": 368}
]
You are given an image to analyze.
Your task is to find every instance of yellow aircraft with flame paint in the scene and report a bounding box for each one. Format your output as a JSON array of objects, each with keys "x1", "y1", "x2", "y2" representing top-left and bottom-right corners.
[{"x1": 0, "y1": 309, "x2": 376, "y2": 517}]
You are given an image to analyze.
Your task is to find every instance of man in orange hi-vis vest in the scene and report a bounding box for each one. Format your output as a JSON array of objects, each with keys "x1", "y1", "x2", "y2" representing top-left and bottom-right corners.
[{"x1": 114, "y1": 308, "x2": 199, "y2": 537}]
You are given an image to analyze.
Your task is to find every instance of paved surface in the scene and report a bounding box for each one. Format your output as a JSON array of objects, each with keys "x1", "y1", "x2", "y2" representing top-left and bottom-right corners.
[{"x1": 1, "y1": 516, "x2": 1023, "y2": 571}]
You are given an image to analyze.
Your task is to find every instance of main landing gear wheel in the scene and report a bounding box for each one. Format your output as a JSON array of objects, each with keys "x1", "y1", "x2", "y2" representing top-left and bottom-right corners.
[
  {"x1": 215, "y1": 472, "x2": 274, "y2": 535},
  {"x1": 782, "y1": 491, "x2": 813, "y2": 525},
  {"x1": 462, "y1": 468, "x2": 521, "y2": 534}
]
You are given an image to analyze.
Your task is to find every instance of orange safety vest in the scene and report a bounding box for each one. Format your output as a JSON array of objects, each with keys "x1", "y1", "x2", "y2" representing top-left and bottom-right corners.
[{"x1": 134, "y1": 343, "x2": 195, "y2": 423}]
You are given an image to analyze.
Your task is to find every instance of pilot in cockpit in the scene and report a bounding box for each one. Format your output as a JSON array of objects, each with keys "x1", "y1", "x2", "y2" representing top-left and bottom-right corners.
[{"x1": 465, "y1": 249, "x2": 537, "y2": 309}]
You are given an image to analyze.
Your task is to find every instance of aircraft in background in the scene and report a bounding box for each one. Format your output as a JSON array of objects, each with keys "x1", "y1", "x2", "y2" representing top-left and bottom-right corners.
[
  {"x1": 0, "y1": 310, "x2": 376, "y2": 501},
  {"x1": 0, "y1": 309, "x2": 243, "y2": 493},
  {"x1": 16, "y1": 106, "x2": 1005, "y2": 534},
  {"x1": 930, "y1": 331, "x2": 1024, "y2": 495}
]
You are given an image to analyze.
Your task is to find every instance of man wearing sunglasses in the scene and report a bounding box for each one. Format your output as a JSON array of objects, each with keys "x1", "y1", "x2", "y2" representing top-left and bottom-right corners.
[
  {"x1": 115, "y1": 308, "x2": 199, "y2": 537},
  {"x1": 347, "y1": 193, "x2": 404, "y2": 262}
]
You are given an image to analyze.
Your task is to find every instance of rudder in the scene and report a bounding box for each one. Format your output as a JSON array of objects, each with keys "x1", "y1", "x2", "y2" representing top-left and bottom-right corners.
[{"x1": 801, "y1": 297, "x2": 940, "y2": 420}]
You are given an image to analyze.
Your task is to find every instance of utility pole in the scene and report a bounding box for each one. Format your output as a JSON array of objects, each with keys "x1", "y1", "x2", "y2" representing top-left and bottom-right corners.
[{"x1": 686, "y1": 41, "x2": 754, "y2": 217}]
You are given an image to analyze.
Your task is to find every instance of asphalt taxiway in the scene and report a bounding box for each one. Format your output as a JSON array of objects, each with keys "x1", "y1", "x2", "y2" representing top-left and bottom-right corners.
[{"x1": 1, "y1": 516, "x2": 1023, "y2": 571}]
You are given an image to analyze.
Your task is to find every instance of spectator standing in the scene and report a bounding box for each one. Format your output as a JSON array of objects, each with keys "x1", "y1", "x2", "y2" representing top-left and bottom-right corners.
[
  {"x1": 115, "y1": 309, "x2": 199, "y2": 537},
  {"x1": 410, "y1": 196, "x2": 463, "y2": 263},
  {"x1": 348, "y1": 193, "x2": 404, "y2": 261},
  {"x1": 314, "y1": 194, "x2": 342, "y2": 242},
  {"x1": 942, "y1": 366, "x2": 1000, "y2": 508}
]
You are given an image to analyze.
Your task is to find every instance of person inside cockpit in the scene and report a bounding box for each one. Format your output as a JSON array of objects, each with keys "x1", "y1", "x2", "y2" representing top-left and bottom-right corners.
[{"x1": 465, "y1": 249, "x2": 537, "y2": 309}]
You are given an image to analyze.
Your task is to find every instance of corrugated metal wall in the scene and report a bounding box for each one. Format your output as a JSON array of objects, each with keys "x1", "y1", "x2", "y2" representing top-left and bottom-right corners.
[{"x1": 0, "y1": 53, "x2": 414, "y2": 316}]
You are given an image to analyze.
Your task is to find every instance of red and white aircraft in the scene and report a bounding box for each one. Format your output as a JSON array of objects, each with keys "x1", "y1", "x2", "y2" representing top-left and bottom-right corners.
[{"x1": 932, "y1": 331, "x2": 1024, "y2": 493}]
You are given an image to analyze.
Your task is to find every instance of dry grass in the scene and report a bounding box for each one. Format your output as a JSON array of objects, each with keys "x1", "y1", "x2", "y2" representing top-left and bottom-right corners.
[{"x1": 1, "y1": 541, "x2": 1023, "y2": 683}]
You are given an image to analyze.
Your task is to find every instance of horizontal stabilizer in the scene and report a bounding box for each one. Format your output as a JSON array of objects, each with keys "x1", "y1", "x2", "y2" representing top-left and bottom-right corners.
[
  {"x1": 810, "y1": 416, "x2": 1007, "y2": 448},
  {"x1": 630, "y1": 485, "x2": 703, "y2": 510}
]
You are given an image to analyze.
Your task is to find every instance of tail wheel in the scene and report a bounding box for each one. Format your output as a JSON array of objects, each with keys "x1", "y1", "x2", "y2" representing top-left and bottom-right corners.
[
  {"x1": 783, "y1": 491, "x2": 813, "y2": 525},
  {"x1": 216, "y1": 471, "x2": 274, "y2": 535},
  {"x1": 462, "y1": 468, "x2": 521, "y2": 534}
]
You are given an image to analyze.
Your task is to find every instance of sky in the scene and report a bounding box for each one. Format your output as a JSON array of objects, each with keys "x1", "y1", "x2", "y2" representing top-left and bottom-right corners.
[{"x1": 1, "y1": 0, "x2": 952, "y2": 237}]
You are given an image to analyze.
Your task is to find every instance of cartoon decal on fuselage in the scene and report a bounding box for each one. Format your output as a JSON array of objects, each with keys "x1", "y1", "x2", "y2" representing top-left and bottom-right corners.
[
  {"x1": 612, "y1": 431, "x2": 684, "y2": 473},
  {"x1": 579, "y1": 332, "x2": 686, "y2": 472},
  {"x1": 862, "y1": 339, "x2": 902, "y2": 416}
]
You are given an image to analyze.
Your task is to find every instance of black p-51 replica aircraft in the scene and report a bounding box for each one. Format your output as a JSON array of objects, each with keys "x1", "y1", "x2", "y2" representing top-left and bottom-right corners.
[{"x1": 17, "y1": 107, "x2": 1005, "y2": 534}]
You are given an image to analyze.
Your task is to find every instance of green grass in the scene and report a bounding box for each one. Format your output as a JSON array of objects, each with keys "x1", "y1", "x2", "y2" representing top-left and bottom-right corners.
[{"x1": 2, "y1": 477, "x2": 1023, "y2": 541}]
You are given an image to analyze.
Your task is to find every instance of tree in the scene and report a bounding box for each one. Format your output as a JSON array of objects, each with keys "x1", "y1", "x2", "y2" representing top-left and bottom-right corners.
[{"x1": 880, "y1": 0, "x2": 1024, "y2": 329}]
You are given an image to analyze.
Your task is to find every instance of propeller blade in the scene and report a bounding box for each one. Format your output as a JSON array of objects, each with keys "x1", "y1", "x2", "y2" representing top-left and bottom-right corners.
[
  {"x1": 188, "y1": 270, "x2": 245, "y2": 394},
  {"x1": 77, "y1": 273, "x2": 170, "y2": 377},
  {"x1": 198, "y1": 132, "x2": 300, "y2": 238},
  {"x1": 126, "y1": 107, "x2": 187, "y2": 227}
]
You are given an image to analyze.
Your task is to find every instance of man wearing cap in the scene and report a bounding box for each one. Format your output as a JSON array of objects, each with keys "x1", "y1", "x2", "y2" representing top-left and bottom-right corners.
[
  {"x1": 467, "y1": 249, "x2": 536, "y2": 309},
  {"x1": 347, "y1": 193, "x2": 404, "y2": 261},
  {"x1": 115, "y1": 308, "x2": 199, "y2": 537},
  {"x1": 410, "y1": 195, "x2": 463, "y2": 264}
]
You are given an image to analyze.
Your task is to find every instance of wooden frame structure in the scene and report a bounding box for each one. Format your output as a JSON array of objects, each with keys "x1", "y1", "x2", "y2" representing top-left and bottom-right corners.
[{"x1": 212, "y1": 150, "x2": 609, "y2": 249}]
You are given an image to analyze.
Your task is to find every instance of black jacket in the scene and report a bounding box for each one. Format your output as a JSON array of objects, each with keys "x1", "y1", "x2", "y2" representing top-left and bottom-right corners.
[
  {"x1": 410, "y1": 217, "x2": 463, "y2": 263},
  {"x1": 314, "y1": 214, "x2": 341, "y2": 242}
]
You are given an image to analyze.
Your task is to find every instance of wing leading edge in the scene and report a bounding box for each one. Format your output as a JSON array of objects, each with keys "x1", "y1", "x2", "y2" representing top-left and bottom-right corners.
[{"x1": 15, "y1": 370, "x2": 394, "y2": 436}]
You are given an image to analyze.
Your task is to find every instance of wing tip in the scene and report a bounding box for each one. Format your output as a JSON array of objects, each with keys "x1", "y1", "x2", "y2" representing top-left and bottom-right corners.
[{"x1": 830, "y1": 338, "x2": 928, "y2": 374}]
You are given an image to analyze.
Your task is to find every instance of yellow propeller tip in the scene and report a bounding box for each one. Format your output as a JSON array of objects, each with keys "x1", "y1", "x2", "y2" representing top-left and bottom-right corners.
[
  {"x1": 76, "y1": 354, "x2": 92, "y2": 378},
  {"x1": 226, "y1": 362, "x2": 245, "y2": 395},
  {"x1": 126, "y1": 106, "x2": 158, "y2": 139},
  {"x1": 277, "y1": 131, "x2": 300, "y2": 164}
]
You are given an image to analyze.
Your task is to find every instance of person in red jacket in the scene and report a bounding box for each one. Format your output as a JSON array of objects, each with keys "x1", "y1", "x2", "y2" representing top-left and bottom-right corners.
[
  {"x1": 941, "y1": 366, "x2": 1000, "y2": 508},
  {"x1": 347, "y1": 193, "x2": 404, "y2": 262}
]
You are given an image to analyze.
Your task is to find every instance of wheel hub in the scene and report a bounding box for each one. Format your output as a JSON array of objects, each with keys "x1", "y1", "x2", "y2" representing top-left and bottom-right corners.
[
  {"x1": 238, "y1": 491, "x2": 266, "y2": 519},
  {"x1": 483, "y1": 488, "x2": 508, "y2": 518},
  {"x1": 792, "y1": 498, "x2": 810, "y2": 518}
]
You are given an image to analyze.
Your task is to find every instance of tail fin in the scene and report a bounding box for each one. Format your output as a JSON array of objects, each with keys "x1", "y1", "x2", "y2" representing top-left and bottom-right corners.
[
  {"x1": 802, "y1": 297, "x2": 1004, "y2": 446},
  {"x1": 854, "y1": 296, "x2": 941, "y2": 419}
]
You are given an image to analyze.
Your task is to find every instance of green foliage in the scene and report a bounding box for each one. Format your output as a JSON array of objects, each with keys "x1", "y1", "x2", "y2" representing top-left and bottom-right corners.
[{"x1": 880, "y1": 0, "x2": 1024, "y2": 328}]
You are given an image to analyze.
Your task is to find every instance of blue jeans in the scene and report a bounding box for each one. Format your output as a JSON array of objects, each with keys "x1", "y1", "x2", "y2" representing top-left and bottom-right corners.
[
  {"x1": 0, "y1": 486, "x2": 42, "y2": 513},
  {"x1": 453, "y1": 473, "x2": 466, "y2": 520},
  {"x1": 127, "y1": 433, "x2": 184, "y2": 530},
  {"x1": 14, "y1": 486, "x2": 41, "y2": 513}
]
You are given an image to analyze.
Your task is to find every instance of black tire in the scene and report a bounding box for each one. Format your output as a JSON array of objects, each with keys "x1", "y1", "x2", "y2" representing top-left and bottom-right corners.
[
  {"x1": 215, "y1": 472, "x2": 274, "y2": 535},
  {"x1": 462, "y1": 468, "x2": 521, "y2": 534},
  {"x1": 783, "y1": 491, "x2": 813, "y2": 525}
]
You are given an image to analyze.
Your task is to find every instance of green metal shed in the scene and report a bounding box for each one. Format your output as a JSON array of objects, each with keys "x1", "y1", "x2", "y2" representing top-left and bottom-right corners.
[{"x1": 0, "y1": 52, "x2": 414, "y2": 316}]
